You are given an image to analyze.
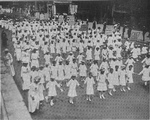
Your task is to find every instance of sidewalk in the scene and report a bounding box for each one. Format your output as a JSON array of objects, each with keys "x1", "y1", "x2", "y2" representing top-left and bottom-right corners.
[{"x1": 1, "y1": 58, "x2": 32, "y2": 120}]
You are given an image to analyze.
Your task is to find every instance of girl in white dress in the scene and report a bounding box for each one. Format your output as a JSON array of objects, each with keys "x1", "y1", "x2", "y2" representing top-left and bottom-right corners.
[
  {"x1": 21, "y1": 63, "x2": 31, "y2": 90},
  {"x1": 67, "y1": 76, "x2": 79, "y2": 104},
  {"x1": 15, "y1": 41, "x2": 22, "y2": 62},
  {"x1": 71, "y1": 59, "x2": 78, "y2": 77},
  {"x1": 38, "y1": 66, "x2": 45, "y2": 100},
  {"x1": 77, "y1": 53, "x2": 84, "y2": 64},
  {"x1": 141, "y1": 54, "x2": 150, "y2": 67},
  {"x1": 113, "y1": 65, "x2": 120, "y2": 90},
  {"x1": 66, "y1": 52, "x2": 75, "y2": 65},
  {"x1": 100, "y1": 59, "x2": 109, "y2": 74},
  {"x1": 125, "y1": 56, "x2": 135, "y2": 70},
  {"x1": 55, "y1": 54, "x2": 64, "y2": 66},
  {"x1": 31, "y1": 49, "x2": 39, "y2": 68},
  {"x1": 86, "y1": 46, "x2": 92, "y2": 61},
  {"x1": 126, "y1": 65, "x2": 134, "y2": 90},
  {"x1": 57, "y1": 61, "x2": 65, "y2": 84},
  {"x1": 90, "y1": 60, "x2": 99, "y2": 77},
  {"x1": 107, "y1": 68, "x2": 115, "y2": 96},
  {"x1": 138, "y1": 65, "x2": 150, "y2": 86},
  {"x1": 50, "y1": 40, "x2": 55, "y2": 54},
  {"x1": 97, "y1": 69, "x2": 107, "y2": 99},
  {"x1": 84, "y1": 73, "x2": 95, "y2": 101},
  {"x1": 44, "y1": 52, "x2": 52, "y2": 65},
  {"x1": 119, "y1": 66, "x2": 127, "y2": 92},
  {"x1": 64, "y1": 61, "x2": 71, "y2": 80},
  {"x1": 43, "y1": 64, "x2": 51, "y2": 82},
  {"x1": 46, "y1": 78, "x2": 63, "y2": 106},
  {"x1": 94, "y1": 46, "x2": 101, "y2": 61},
  {"x1": 28, "y1": 76, "x2": 40, "y2": 113},
  {"x1": 79, "y1": 40, "x2": 84, "y2": 53},
  {"x1": 131, "y1": 46, "x2": 139, "y2": 60},
  {"x1": 51, "y1": 61, "x2": 58, "y2": 80},
  {"x1": 79, "y1": 61, "x2": 87, "y2": 78}
]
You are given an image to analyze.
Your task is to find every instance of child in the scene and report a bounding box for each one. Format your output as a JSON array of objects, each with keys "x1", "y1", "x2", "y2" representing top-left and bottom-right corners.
[
  {"x1": 77, "y1": 53, "x2": 84, "y2": 64},
  {"x1": 43, "y1": 64, "x2": 51, "y2": 82},
  {"x1": 46, "y1": 78, "x2": 63, "y2": 106},
  {"x1": 84, "y1": 72, "x2": 95, "y2": 101},
  {"x1": 119, "y1": 66, "x2": 127, "y2": 92},
  {"x1": 138, "y1": 65, "x2": 150, "y2": 86},
  {"x1": 66, "y1": 52, "x2": 75, "y2": 65},
  {"x1": 51, "y1": 61, "x2": 58, "y2": 80},
  {"x1": 126, "y1": 65, "x2": 134, "y2": 90},
  {"x1": 94, "y1": 46, "x2": 101, "y2": 61},
  {"x1": 64, "y1": 60, "x2": 71, "y2": 80},
  {"x1": 86, "y1": 46, "x2": 92, "y2": 61},
  {"x1": 113, "y1": 65, "x2": 120, "y2": 91},
  {"x1": 28, "y1": 76, "x2": 40, "y2": 113},
  {"x1": 79, "y1": 61, "x2": 87, "y2": 79},
  {"x1": 21, "y1": 63, "x2": 31, "y2": 90},
  {"x1": 97, "y1": 69, "x2": 107, "y2": 99},
  {"x1": 38, "y1": 66, "x2": 45, "y2": 104},
  {"x1": 71, "y1": 59, "x2": 78, "y2": 77},
  {"x1": 50, "y1": 40, "x2": 55, "y2": 54},
  {"x1": 125, "y1": 56, "x2": 135, "y2": 70},
  {"x1": 90, "y1": 60, "x2": 99, "y2": 77},
  {"x1": 67, "y1": 76, "x2": 79, "y2": 104},
  {"x1": 44, "y1": 52, "x2": 52, "y2": 65},
  {"x1": 57, "y1": 61, "x2": 65, "y2": 85},
  {"x1": 15, "y1": 41, "x2": 22, "y2": 62},
  {"x1": 107, "y1": 68, "x2": 115, "y2": 95},
  {"x1": 31, "y1": 49, "x2": 39, "y2": 68},
  {"x1": 55, "y1": 53, "x2": 64, "y2": 66},
  {"x1": 141, "y1": 54, "x2": 150, "y2": 67}
]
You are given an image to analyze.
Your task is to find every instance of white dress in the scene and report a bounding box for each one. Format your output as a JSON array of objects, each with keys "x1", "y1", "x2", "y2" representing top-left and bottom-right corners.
[
  {"x1": 79, "y1": 64, "x2": 87, "y2": 77},
  {"x1": 107, "y1": 73, "x2": 115, "y2": 89},
  {"x1": 84, "y1": 77, "x2": 95, "y2": 95},
  {"x1": 50, "y1": 43, "x2": 55, "y2": 53},
  {"x1": 119, "y1": 70, "x2": 126, "y2": 86},
  {"x1": 28, "y1": 83, "x2": 40, "y2": 113},
  {"x1": 21, "y1": 66, "x2": 31, "y2": 90},
  {"x1": 64, "y1": 64, "x2": 71, "y2": 79},
  {"x1": 94, "y1": 49, "x2": 100, "y2": 60},
  {"x1": 113, "y1": 70, "x2": 120, "y2": 86},
  {"x1": 139, "y1": 68, "x2": 150, "y2": 81},
  {"x1": 126, "y1": 68, "x2": 134, "y2": 83},
  {"x1": 31, "y1": 52, "x2": 39, "y2": 68},
  {"x1": 15, "y1": 44, "x2": 22, "y2": 61},
  {"x1": 46, "y1": 81, "x2": 60, "y2": 96},
  {"x1": 86, "y1": 48, "x2": 92, "y2": 60},
  {"x1": 44, "y1": 54, "x2": 51, "y2": 65},
  {"x1": 43, "y1": 67, "x2": 51, "y2": 81},
  {"x1": 67, "y1": 79, "x2": 79, "y2": 97},
  {"x1": 57, "y1": 64, "x2": 65, "y2": 81},
  {"x1": 97, "y1": 74, "x2": 107, "y2": 91},
  {"x1": 77, "y1": 55, "x2": 84, "y2": 64},
  {"x1": 90, "y1": 64, "x2": 98, "y2": 77},
  {"x1": 71, "y1": 63, "x2": 78, "y2": 77},
  {"x1": 51, "y1": 65, "x2": 58, "y2": 79}
]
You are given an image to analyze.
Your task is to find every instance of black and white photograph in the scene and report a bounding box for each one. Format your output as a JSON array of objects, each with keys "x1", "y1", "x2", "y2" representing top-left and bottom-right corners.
[{"x1": 0, "y1": 0, "x2": 150, "y2": 120}]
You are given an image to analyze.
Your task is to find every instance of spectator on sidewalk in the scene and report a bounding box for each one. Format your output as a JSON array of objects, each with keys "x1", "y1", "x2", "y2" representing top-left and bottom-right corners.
[{"x1": 3, "y1": 49, "x2": 15, "y2": 77}]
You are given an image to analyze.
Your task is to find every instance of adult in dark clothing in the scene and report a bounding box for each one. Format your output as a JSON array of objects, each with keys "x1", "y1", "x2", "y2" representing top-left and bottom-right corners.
[
  {"x1": 122, "y1": 24, "x2": 127, "y2": 38},
  {"x1": 142, "y1": 26, "x2": 147, "y2": 41},
  {"x1": 92, "y1": 20, "x2": 97, "y2": 30},
  {"x1": 1, "y1": 30, "x2": 8, "y2": 47},
  {"x1": 127, "y1": 27, "x2": 132, "y2": 39},
  {"x1": 102, "y1": 22, "x2": 107, "y2": 34}
]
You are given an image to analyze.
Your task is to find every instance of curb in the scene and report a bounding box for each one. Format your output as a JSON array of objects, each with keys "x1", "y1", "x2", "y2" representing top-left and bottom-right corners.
[{"x1": 1, "y1": 59, "x2": 32, "y2": 120}]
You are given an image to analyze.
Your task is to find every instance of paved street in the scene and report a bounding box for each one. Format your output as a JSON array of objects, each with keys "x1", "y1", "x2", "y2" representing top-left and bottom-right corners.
[{"x1": 1, "y1": 27, "x2": 149, "y2": 120}]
